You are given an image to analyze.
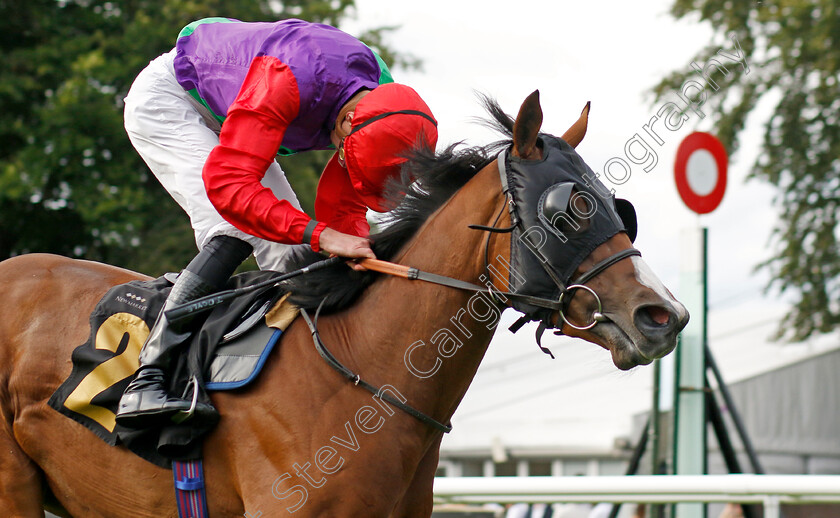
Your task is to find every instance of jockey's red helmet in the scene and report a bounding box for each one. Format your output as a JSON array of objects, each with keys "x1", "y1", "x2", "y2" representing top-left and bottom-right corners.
[{"x1": 342, "y1": 83, "x2": 438, "y2": 211}]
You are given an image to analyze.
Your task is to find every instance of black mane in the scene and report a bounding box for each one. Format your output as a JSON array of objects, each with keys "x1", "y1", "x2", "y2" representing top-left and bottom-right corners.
[{"x1": 282, "y1": 96, "x2": 513, "y2": 311}]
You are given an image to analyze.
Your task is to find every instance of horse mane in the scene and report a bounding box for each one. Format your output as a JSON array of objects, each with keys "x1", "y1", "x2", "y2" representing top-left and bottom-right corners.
[{"x1": 283, "y1": 95, "x2": 513, "y2": 311}]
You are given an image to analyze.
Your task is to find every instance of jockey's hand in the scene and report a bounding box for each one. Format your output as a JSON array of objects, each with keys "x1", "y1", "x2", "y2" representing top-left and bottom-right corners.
[{"x1": 318, "y1": 227, "x2": 375, "y2": 271}]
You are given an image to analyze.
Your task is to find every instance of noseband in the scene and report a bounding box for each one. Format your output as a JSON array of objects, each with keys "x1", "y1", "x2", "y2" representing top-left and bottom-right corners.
[{"x1": 557, "y1": 247, "x2": 642, "y2": 330}]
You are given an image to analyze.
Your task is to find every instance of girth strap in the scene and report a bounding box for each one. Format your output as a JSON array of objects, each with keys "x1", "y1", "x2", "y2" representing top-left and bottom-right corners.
[
  {"x1": 300, "y1": 307, "x2": 453, "y2": 434},
  {"x1": 173, "y1": 459, "x2": 209, "y2": 518}
]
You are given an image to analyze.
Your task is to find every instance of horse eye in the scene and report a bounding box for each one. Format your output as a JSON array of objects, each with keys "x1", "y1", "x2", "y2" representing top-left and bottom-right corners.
[
  {"x1": 539, "y1": 183, "x2": 585, "y2": 236},
  {"x1": 540, "y1": 183, "x2": 574, "y2": 220}
]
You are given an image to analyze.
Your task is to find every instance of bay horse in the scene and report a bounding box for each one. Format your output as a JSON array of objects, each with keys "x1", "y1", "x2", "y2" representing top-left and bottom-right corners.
[{"x1": 0, "y1": 92, "x2": 687, "y2": 517}]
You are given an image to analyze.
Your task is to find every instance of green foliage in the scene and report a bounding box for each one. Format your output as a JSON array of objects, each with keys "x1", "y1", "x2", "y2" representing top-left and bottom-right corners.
[
  {"x1": 656, "y1": 0, "x2": 840, "y2": 341},
  {"x1": 0, "y1": 0, "x2": 409, "y2": 277},
  {"x1": 358, "y1": 26, "x2": 423, "y2": 72}
]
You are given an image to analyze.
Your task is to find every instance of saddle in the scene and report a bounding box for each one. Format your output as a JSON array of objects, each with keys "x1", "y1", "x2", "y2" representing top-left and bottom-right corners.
[{"x1": 48, "y1": 270, "x2": 298, "y2": 467}]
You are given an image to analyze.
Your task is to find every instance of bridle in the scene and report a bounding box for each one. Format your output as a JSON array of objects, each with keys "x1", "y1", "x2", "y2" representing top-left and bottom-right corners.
[{"x1": 469, "y1": 151, "x2": 641, "y2": 347}]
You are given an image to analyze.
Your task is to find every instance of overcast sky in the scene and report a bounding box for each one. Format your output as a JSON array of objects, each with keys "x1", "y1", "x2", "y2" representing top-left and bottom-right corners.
[{"x1": 343, "y1": 0, "x2": 840, "y2": 450}]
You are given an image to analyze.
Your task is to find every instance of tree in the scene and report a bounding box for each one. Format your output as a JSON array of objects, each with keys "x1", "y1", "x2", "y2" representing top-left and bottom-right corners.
[
  {"x1": 655, "y1": 0, "x2": 840, "y2": 341},
  {"x1": 0, "y1": 0, "x2": 414, "y2": 276}
]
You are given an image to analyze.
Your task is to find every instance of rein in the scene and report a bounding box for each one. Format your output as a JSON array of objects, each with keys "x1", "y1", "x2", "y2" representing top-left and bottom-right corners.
[
  {"x1": 300, "y1": 302, "x2": 453, "y2": 433},
  {"x1": 296, "y1": 257, "x2": 552, "y2": 436},
  {"x1": 358, "y1": 258, "x2": 565, "y2": 312},
  {"x1": 300, "y1": 240, "x2": 637, "y2": 434}
]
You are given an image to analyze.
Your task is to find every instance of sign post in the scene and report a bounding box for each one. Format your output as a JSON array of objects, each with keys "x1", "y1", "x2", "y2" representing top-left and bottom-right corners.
[
  {"x1": 674, "y1": 132, "x2": 728, "y2": 215},
  {"x1": 671, "y1": 132, "x2": 727, "y2": 518}
]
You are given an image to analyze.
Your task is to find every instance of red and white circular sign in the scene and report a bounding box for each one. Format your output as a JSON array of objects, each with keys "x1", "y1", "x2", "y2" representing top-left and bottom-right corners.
[{"x1": 674, "y1": 132, "x2": 727, "y2": 214}]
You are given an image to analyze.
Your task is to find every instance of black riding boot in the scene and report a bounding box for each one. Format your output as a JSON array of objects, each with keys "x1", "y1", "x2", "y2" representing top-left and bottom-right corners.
[{"x1": 115, "y1": 235, "x2": 253, "y2": 429}]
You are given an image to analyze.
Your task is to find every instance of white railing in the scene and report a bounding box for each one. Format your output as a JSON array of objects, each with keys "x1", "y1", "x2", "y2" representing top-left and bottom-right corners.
[{"x1": 433, "y1": 475, "x2": 840, "y2": 518}]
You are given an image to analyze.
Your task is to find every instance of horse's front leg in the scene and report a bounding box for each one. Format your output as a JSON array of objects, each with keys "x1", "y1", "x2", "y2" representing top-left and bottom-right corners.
[
  {"x1": 0, "y1": 420, "x2": 45, "y2": 518},
  {"x1": 389, "y1": 435, "x2": 442, "y2": 518}
]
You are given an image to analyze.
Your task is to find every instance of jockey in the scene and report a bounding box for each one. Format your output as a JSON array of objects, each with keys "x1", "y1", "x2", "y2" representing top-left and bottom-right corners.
[{"x1": 116, "y1": 17, "x2": 438, "y2": 428}]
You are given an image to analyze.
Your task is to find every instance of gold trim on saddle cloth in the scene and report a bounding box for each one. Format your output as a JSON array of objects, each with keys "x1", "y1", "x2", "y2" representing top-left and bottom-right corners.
[{"x1": 264, "y1": 292, "x2": 300, "y2": 331}]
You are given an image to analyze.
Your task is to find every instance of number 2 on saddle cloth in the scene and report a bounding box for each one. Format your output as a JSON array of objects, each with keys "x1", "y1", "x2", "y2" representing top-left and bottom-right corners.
[{"x1": 48, "y1": 270, "x2": 297, "y2": 466}]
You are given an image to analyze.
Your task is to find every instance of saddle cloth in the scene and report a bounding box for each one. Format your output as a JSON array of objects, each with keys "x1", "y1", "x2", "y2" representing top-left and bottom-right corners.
[{"x1": 47, "y1": 271, "x2": 298, "y2": 467}]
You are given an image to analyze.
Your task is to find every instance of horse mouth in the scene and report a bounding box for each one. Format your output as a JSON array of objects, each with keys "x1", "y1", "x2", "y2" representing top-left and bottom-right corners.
[
  {"x1": 592, "y1": 300, "x2": 687, "y2": 370},
  {"x1": 594, "y1": 318, "x2": 676, "y2": 371},
  {"x1": 611, "y1": 332, "x2": 654, "y2": 370}
]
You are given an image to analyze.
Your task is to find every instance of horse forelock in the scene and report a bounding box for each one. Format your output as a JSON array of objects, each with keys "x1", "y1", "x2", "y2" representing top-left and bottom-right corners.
[{"x1": 283, "y1": 98, "x2": 518, "y2": 312}]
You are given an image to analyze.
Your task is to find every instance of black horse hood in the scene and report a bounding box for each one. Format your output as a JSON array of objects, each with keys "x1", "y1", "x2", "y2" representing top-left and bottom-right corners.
[{"x1": 503, "y1": 134, "x2": 636, "y2": 316}]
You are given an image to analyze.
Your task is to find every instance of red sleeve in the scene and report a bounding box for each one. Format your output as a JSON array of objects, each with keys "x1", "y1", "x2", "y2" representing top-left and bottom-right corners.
[
  {"x1": 314, "y1": 153, "x2": 371, "y2": 238},
  {"x1": 203, "y1": 56, "x2": 317, "y2": 246}
]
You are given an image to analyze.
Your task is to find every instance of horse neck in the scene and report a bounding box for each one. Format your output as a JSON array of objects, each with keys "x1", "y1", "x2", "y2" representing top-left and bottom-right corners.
[{"x1": 327, "y1": 164, "x2": 508, "y2": 428}]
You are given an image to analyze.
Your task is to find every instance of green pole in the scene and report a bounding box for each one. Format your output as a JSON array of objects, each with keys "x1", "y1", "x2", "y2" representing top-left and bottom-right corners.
[
  {"x1": 702, "y1": 227, "x2": 709, "y2": 479},
  {"x1": 674, "y1": 226, "x2": 707, "y2": 518},
  {"x1": 650, "y1": 359, "x2": 662, "y2": 518},
  {"x1": 651, "y1": 359, "x2": 661, "y2": 475}
]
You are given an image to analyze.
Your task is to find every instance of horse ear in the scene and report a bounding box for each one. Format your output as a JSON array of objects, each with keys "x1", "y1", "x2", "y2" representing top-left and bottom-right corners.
[
  {"x1": 561, "y1": 101, "x2": 590, "y2": 148},
  {"x1": 512, "y1": 90, "x2": 543, "y2": 159}
]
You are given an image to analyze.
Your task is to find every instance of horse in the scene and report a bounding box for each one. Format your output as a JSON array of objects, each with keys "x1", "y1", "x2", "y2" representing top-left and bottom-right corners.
[{"x1": 0, "y1": 91, "x2": 688, "y2": 517}]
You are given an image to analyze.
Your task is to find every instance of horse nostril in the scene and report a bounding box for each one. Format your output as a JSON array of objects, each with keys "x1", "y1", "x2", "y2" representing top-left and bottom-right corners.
[
  {"x1": 635, "y1": 304, "x2": 673, "y2": 331},
  {"x1": 646, "y1": 305, "x2": 671, "y2": 326}
]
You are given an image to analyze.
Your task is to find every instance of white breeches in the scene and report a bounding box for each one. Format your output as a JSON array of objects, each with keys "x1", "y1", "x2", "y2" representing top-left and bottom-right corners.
[{"x1": 123, "y1": 49, "x2": 301, "y2": 271}]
